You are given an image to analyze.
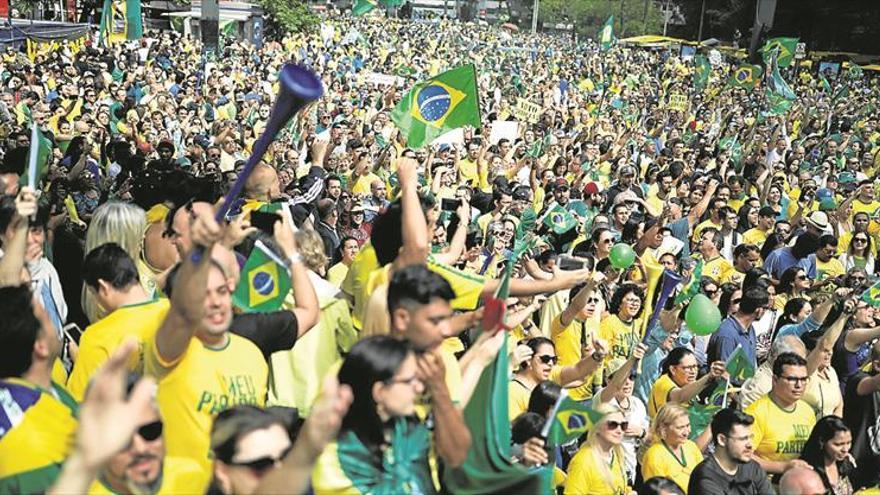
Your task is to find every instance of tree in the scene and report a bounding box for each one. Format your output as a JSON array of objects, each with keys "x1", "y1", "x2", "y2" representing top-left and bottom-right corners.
[
  {"x1": 537, "y1": 0, "x2": 664, "y2": 38},
  {"x1": 259, "y1": 0, "x2": 319, "y2": 37}
]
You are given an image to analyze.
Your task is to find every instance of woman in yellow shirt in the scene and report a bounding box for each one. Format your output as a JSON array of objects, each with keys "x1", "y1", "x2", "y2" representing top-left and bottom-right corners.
[
  {"x1": 564, "y1": 404, "x2": 635, "y2": 495},
  {"x1": 641, "y1": 404, "x2": 705, "y2": 493},
  {"x1": 648, "y1": 347, "x2": 726, "y2": 418},
  {"x1": 599, "y1": 283, "x2": 645, "y2": 363}
]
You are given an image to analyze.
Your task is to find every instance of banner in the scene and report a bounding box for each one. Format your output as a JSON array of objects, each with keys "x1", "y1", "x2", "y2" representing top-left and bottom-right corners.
[
  {"x1": 361, "y1": 72, "x2": 403, "y2": 87},
  {"x1": 512, "y1": 97, "x2": 541, "y2": 123},
  {"x1": 26, "y1": 31, "x2": 89, "y2": 62},
  {"x1": 667, "y1": 93, "x2": 687, "y2": 112}
]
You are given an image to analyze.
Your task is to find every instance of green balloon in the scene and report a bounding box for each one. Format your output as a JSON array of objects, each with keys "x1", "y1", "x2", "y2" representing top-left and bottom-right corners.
[
  {"x1": 609, "y1": 243, "x2": 636, "y2": 269},
  {"x1": 686, "y1": 294, "x2": 722, "y2": 336}
]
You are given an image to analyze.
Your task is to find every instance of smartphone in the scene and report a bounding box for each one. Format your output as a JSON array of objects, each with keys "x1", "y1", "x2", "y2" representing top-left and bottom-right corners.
[
  {"x1": 441, "y1": 198, "x2": 461, "y2": 211},
  {"x1": 557, "y1": 255, "x2": 586, "y2": 271},
  {"x1": 62, "y1": 323, "x2": 83, "y2": 345},
  {"x1": 250, "y1": 210, "x2": 281, "y2": 234}
]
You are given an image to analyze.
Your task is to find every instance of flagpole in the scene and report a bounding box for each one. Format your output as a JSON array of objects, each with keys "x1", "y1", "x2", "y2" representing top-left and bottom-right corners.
[
  {"x1": 27, "y1": 122, "x2": 38, "y2": 190},
  {"x1": 720, "y1": 377, "x2": 730, "y2": 408}
]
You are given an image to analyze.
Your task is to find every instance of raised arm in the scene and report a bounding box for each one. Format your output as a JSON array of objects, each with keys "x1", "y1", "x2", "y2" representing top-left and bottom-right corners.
[
  {"x1": 432, "y1": 199, "x2": 470, "y2": 265},
  {"x1": 393, "y1": 157, "x2": 429, "y2": 267},
  {"x1": 668, "y1": 360, "x2": 726, "y2": 404},
  {"x1": 807, "y1": 308, "x2": 848, "y2": 376},
  {"x1": 274, "y1": 214, "x2": 319, "y2": 335},
  {"x1": 155, "y1": 209, "x2": 223, "y2": 363},
  {"x1": 558, "y1": 274, "x2": 602, "y2": 327},
  {"x1": 0, "y1": 187, "x2": 36, "y2": 286}
]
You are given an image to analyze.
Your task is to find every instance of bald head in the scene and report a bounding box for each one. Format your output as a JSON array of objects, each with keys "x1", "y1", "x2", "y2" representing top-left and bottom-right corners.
[
  {"x1": 171, "y1": 201, "x2": 214, "y2": 257},
  {"x1": 244, "y1": 163, "x2": 280, "y2": 202},
  {"x1": 772, "y1": 335, "x2": 807, "y2": 361},
  {"x1": 779, "y1": 467, "x2": 824, "y2": 495},
  {"x1": 210, "y1": 243, "x2": 240, "y2": 284}
]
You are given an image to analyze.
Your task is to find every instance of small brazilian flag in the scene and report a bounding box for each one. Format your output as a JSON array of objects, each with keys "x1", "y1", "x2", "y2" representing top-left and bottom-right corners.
[
  {"x1": 694, "y1": 54, "x2": 711, "y2": 92},
  {"x1": 761, "y1": 37, "x2": 798, "y2": 68},
  {"x1": 728, "y1": 64, "x2": 763, "y2": 90},
  {"x1": 233, "y1": 240, "x2": 291, "y2": 313},
  {"x1": 542, "y1": 204, "x2": 578, "y2": 235},
  {"x1": 548, "y1": 394, "x2": 604, "y2": 444},
  {"x1": 860, "y1": 280, "x2": 880, "y2": 308},
  {"x1": 98, "y1": 0, "x2": 143, "y2": 44},
  {"x1": 726, "y1": 344, "x2": 755, "y2": 383},
  {"x1": 391, "y1": 64, "x2": 481, "y2": 149},
  {"x1": 673, "y1": 259, "x2": 703, "y2": 306}
]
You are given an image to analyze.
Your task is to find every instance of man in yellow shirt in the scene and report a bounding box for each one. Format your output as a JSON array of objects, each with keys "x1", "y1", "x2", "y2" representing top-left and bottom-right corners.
[
  {"x1": 697, "y1": 228, "x2": 734, "y2": 283},
  {"x1": 551, "y1": 277, "x2": 605, "y2": 401},
  {"x1": 145, "y1": 234, "x2": 270, "y2": 485},
  {"x1": 87, "y1": 384, "x2": 207, "y2": 494},
  {"x1": 850, "y1": 181, "x2": 880, "y2": 219},
  {"x1": 744, "y1": 352, "x2": 816, "y2": 476},
  {"x1": 68, "y1": 244, "x2": 170, "y2": 401},
  {"x1": 692, "y1": 198, "x2": 726, "y2": 243},
  {"x1": 742, "y1": 206, "x2": 777, "y2": 248}
]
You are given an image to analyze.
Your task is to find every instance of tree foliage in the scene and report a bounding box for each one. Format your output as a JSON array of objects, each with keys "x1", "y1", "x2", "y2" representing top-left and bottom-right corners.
[
  {"x1": 259, "y1": 0, "x2": 319, "y2": 38},
  {"x1": 537, "y1": 0, "x2": 664, "y2": 38}
]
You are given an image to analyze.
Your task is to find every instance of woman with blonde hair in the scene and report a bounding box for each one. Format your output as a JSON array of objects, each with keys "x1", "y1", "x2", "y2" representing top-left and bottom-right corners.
[
  {"x1": 564, "y1": 403, "x2": 635, "y2": 495},
  {"x1": 81, "y1": 201, "x2": 158, "y2": 322},
  {"x1": 640, "y1": 403, "x2": 705, "y2": 494}
]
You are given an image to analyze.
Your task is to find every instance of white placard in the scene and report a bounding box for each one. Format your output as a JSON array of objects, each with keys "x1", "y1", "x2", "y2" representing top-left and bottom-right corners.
[
  {"x1": 489, "y1": 121, "x2": 519, "y2": 145},
  {"x1": 431, "y1": 128, "x2": 465, "y2": 147}
]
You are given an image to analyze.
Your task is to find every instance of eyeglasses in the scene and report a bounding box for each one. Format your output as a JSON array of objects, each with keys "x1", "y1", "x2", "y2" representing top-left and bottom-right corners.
[
  {"x1": 229, "y1": 444, "x2": 293, "y2": 474},
  {"x1": 854, "y1": 238, "x2": 868, "y2": 244},
  {"x1": 676, "y1": 364, "x2": 699, "y2": 372},
  {"x1": 795, "y1": 275, "x2": 808, "y2": 281},
  {"x1": 135, "y1": 420, "x2": 163, "y2": 442},
  {"x1": 606, "y1": 420, "x2": 629, "y2": 431},
  {"x1": 537, "y1": 355, "x2": 558, "y2": 365},
  {"x1": 777, "y1": 375, "x2": 809, "y2": 385},
  {"x1": 703, "y1": 289, "x2": 718, "y2": 296},
  {"x1": 386, "y1": 374, "x2": 421, "y2": 387}
]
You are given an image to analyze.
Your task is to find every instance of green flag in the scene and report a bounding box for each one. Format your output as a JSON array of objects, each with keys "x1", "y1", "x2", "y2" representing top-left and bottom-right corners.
[
  {"x1": 761, "y1": 37, "x2": 798, "y2": 68},
  {"x1": 444, "y1": 297, "x2": 552, "y2": 492},
  {"x1": 98, "y1": 0, "x2": 143, "y2": 44},
  {"x1": 391, "y1": 65, "x2": 481, "y2": 149},
  {"x1": 673, "y1": 260, "x2": 703, "y2": 306},
  {"x1": 728, "y1": 64, "x2": 763, "y2": 90},
  {"x1": 541, "y1": 204, "x2": 578, "y2": 235},
  {"x1": 766, "y1": 49, "x2": 796, "y2": 101},
  {"x1": 598, "y1": 15, "x2": 614, "y2": 50},
  {"x1": 766, "y1": 89, "x2": 794, "y2": 115},
  {"x1": 860, "y1": 280, "x2": 880, "y2": 308},
  {"x1": 21, "y1": 124, "x2": 52, "y2": 188},
  {"x1": 726, "y1": 344, "x2": 756, "y2": 383},
  {"x1": 694, "y1": 55, "x2": 711, "y2": 92},
  {"x1": 820, "y1": 75, "x2": 832, "y2": 93},
  {"x1": 833, "y1": 84, "x2": 850, "y2": 103},
  {"x1": 232, "y1": 240, "x2": 292, "y2": 313},
  {"x1": 687, "y1": 404, "x2": 721, "y2": 441},
  {"x1": 351, "y1": 0, "x2": 378, "y2": 16},
  {"x1": 547, "y1": 393, "x2": 604, "y2": 445}
]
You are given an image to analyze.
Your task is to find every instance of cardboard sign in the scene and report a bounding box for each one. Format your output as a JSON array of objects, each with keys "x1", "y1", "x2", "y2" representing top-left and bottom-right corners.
[
  {"x1": 361, "y1": 72, "x2": 403, "y2": 87},
  {"x1": 668, "y1": 93, "x2": 687, "y2": 112},
  {"x1": 512, "y1": 97, "x2": 542, "y2": 123}
]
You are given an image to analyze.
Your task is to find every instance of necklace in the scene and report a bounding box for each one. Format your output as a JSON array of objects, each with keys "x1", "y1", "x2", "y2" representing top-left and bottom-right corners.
[{"x1": 662, "y1": 440, "x2": 687, "y2": 467}]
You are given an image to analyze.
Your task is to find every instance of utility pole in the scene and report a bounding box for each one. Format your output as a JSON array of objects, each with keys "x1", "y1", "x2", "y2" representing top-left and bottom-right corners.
[
  {"x1": 619, "y1": 0, "x2": 625, "y2": 37},
  {"x1": 697, "y1": 0, "x2": 706, "y2": 41},
  {"x1": 662, "y1": 0, "x2": 670, "y2": 36},
  {"x1": 531, "y1": 0, "x2": 538, "y2": 34},
  {"x1": 642, "y1": 0, "x2": 649, "y2": 33}
]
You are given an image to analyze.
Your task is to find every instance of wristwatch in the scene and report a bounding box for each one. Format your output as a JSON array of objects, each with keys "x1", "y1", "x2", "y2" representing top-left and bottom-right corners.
[{"x1": 286, "y1": 253, "x2": 303, "y2": 266}]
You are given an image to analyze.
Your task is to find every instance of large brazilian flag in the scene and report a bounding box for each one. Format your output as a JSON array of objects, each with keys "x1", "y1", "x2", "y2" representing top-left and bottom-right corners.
[{"x1": 391, "y1": 64, "x2": 481, "y2": 149}]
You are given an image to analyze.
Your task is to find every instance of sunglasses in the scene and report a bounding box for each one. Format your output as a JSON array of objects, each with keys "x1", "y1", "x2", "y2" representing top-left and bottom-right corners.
[
  {"x1": 854, "y1": 238, "x2": 868, "y2": 243},
  {"x1": 229, "y1": 444, "x2": 293, "y2": 474},
  {"x1": 606, "y1": 420, "x2": 629, "y2": 431},
  {"x1": 537, "y1": 355, "x2": 558, "y2": 365},
  {"x1": 133, "y1": 420, "x2": 163, "y2": 443}
]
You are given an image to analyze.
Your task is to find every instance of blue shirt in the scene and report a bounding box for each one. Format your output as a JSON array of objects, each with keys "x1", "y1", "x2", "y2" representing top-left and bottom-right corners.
[
  {"x1": 763, "y1": 246, "x2": 799, "y2": 280},
  {"x1": 707, "y1": 315, "x2": 757, "y2": 385},
  {"x1": 775, "y1": 314, "x2": 821, "y2": 341}
]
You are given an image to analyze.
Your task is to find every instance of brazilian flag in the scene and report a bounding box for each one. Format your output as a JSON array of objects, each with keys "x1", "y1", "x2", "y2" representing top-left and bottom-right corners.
[
  {"x1": 761, "y1": 37, "x2": 798, "y2": 68},
  {"x1": 598, "y1": 15, "x2": 615, "y2": 50},
  {"x1": 232, "y1": 240, "x2": 291, "y2": 313},
  {"x1": 766, "y1": 49, "x2": 796, "y2": 101},
  {"x1": 687, "y1": 403, "x2": 721, "y2": 441},
  {"x1": 694, "y1": 54, "x2": 711, "y2": 92},
  {"x1": 20, "y1": 123, "x2": 53, "y2": 188},
  {"x1": 98, "y1": 0, "x2": 143, "y2": 45},
  {"x1": 728, "y1": 64, "x2": 763, "y2": 90},
  {"x1": 548, "y1": 394, "x2": 604, "y2": 444},
  {"x1": 766, "y1": 89, "x2": 793, "y2": 115},
  {"x1": 726, "y1": 344, "x2": 756, "y2": 383},
  {"x1": 860, "y1": 280, "x2": 880, "y2": 308},
  {"x1": 391, "y1": 64, "x2": 481, "y2": 149},
  {"x1": 542, "y1": 204, "x2": 577, "y2": 234},
  {"x1": 673, "y1": 259, "x2": 703, "y2": 305}
]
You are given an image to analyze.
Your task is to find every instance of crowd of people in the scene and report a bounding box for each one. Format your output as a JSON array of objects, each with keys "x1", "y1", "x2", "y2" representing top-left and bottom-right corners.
[{"x1": 1, "y1": 9, "x2": 880, "y2": 495}]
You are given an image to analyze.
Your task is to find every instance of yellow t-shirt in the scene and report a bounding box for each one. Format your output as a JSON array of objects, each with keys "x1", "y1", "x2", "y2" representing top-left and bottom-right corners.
[
  {"x1": 743, "y1": 228, "x2": 769, "y2": 247},
  {"x1": 351, "y1": 172, "x2": 382, "y2": 196},
  {"x1": 816, "y1": 257, "x2": 845, "y2": 281},
  {"x1": 702, "y1": 255, "x2": 734, "y2": 282},
  {"x1": 648, "y1": 373, "x2": 679, "y2": 418},
  {"x1": 67, "y1": 298, "x2": 170, "y2": 401},
  {"x1": 745, "y1": 395, "x2": 816, "y2": 464},
  {"x1": 692, "y1": 219, "x2": 722, "y2": 243},
  {"x1": 509, "y1": 378, "x2": 532, "y2": 421},
  {"x1": 550, "y1": 314, "x2": 600, "y2": 401},
  {"x1": 599, "y1": 315, "x2": 642, "y2": 363},
  {"x1": 144, "y1": 334, "x2": 268, "y2": 477},
  {"x1": 342, "y1": 242, "x2": 379, "y2": 330},
  {"x1": 87, "y1": 456, "x2": 208, "y2": 495},
  {"x1": 326, "y1": 261, "x2": 350, "y2": 288},
  {"x1": 641, "y1": 440, "x2": 703, "y2": 493},
  {"x1": 851, "y1": 198, "x2": 880, "y2": 219},
  {"x1": 564, "y1": 444, "x2": 629, "y2": 495}
]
